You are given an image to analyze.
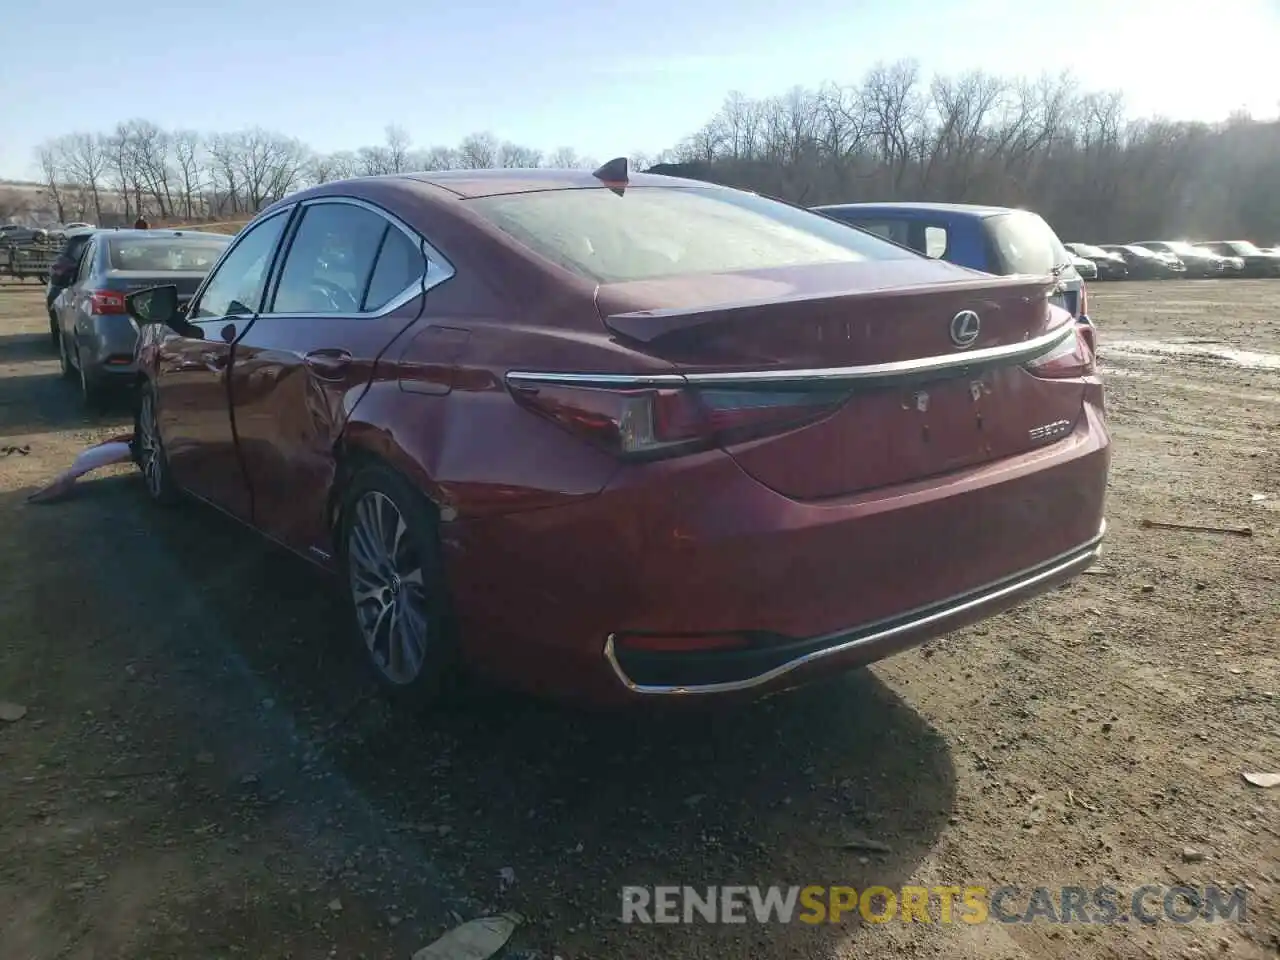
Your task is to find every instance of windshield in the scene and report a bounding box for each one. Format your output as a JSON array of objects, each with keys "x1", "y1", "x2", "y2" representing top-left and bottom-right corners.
[
  {"x1": 1071, "y1": 243, "x2": 1107, "y2": 257},
  {"x1": 466, "y1": 186, "x2": 917, "y2": 284},
  {"x1": 1124, "y1": 245, "x2": 1157, "y2": 258},
  {"x1": 108, "y1": 237, "x2": 229, "y2": 271},
  {"x1": 1164, "y1": 241, "x2": 1205, "y2": 256},
  {"x1": 984, "y1": 211, "x2": 1071, "y2": 276}
]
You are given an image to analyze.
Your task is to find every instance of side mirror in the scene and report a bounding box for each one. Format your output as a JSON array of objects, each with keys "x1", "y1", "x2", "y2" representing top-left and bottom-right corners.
[{"x1": 126, "y1": 285, "x2": 201, "y2": 337}]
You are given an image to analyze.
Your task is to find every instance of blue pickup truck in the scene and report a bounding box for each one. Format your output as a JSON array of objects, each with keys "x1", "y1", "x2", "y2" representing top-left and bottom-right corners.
[{"x1": 813, "y1": 201, "x2": 1092, "y2": 326}]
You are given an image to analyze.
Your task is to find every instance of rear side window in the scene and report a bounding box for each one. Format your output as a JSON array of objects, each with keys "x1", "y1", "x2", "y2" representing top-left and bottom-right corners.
[
  {"x1": 985, "y1": 212, "x2": 1070, "y2": 275},
  {"x1": 272, "y1": 203, "x2": 387, "y2": 314},
  {"x1": 468, "y1": 186, "x2": 916, "y2": 284},
  {"x1": 924, "y1": 225, "x2": 948, "y2": 259},
  {"x1": 362, "y1": 227, "x2": 422, "y2": 311},
  {"x1": 107, "y1": 238, "x2": 227, "y2": 271}
]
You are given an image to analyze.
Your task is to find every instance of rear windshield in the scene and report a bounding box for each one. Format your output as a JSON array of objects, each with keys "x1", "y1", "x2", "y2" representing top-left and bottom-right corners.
[
  {"x1": 984, "y1": 211, "x2": 1070, "y2": 276},
  {"x1": 467, "y1": 186, "x2": 916, "y2": 284},
  {"x1": 108, "y1": 237, "x2": 228, "y2": 271}
]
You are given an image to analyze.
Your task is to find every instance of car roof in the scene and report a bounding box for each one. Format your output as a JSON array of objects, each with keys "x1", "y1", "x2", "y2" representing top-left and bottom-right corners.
[
  {"x1": 813, "y1": 201, "x2": 1016, "y2": 219},
  {"x1": 397, "y1": 167, "x2": 713, "y2": 199}
]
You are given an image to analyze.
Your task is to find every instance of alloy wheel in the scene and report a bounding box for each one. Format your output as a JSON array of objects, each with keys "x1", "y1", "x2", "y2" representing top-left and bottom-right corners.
[{"x1": 346, "y1": 490, "x2": 432, "y2": 685}]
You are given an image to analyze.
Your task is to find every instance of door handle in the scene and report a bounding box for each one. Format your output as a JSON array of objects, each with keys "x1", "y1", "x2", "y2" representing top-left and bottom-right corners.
[{"x1": 304, "y1": 349, "x2": 352, "y2": 380}]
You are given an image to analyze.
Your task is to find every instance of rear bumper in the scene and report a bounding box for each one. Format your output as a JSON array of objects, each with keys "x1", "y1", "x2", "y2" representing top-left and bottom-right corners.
[
  {"x1": 605, "y1": 520, "x2": 1104, "y2": 695},
  {"x1": 448, "y1": 387, "x2": 1111, "y2": 705},
  {"x1": 78, "y1": 315, "x2": 139, "y2": 378}
]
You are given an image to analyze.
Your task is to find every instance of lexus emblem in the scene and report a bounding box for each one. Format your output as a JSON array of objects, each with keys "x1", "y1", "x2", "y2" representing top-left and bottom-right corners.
[{"x1": 950, "y1": 310, "x2": 981, "y2": 349}]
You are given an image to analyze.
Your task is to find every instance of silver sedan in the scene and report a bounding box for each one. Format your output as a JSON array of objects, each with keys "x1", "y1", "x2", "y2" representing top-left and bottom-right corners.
[{"x1": 55, "y1": 229, "x2": 230, "y2": 406}]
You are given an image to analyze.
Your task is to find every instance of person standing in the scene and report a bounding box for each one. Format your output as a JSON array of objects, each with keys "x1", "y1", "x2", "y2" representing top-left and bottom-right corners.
[{"x1": 133, "y1": 215, "x2": 149, "y2": 229}]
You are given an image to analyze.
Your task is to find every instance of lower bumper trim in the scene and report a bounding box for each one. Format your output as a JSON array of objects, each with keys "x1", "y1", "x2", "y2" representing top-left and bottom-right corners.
[{"x1": 604, "y1": 519, "x2": 1107, "y2": 696}]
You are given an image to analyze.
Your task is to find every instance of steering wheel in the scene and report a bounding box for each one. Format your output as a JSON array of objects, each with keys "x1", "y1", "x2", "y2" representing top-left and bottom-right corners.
[{"x1": 308, "y1": 277, "x2": 359, "y2": 313}]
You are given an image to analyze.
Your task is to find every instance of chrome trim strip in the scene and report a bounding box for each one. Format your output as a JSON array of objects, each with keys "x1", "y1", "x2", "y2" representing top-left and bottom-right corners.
[
  {"x1": 507, "y1": 316, "x2": 1076, "y2": 390},
  {"x1": 604, "y1": 519, "x2": 1107, "y2": 696}
]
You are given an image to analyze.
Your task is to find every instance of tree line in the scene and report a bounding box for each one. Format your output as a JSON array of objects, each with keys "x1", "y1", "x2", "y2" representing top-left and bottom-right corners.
[
  {"x1": 25, "y1": 124, "x2": 653, "y2": 225},
  {"x1": 20, "y1": 60, "x2": 1280, "y2": 242},
  {"x1": 668, "y1": 62, "x2": 1280, "y2": 242}
]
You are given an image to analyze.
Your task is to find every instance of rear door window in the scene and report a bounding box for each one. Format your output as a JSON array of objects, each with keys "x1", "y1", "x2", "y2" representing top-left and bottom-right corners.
[
  {"x1": 362, "y1": 226, "x2": 423, "y2": 312},
  {"x1": 984, "y1": 211, "x2": 1070, "y2": 276},
  {"x1": 271, "y1": 202, "x2": 387, "y2": 314}
]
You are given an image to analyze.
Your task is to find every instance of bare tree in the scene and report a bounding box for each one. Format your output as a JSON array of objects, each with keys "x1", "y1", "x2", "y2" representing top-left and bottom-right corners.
[
  {"x1": 457, "y1": 132, "x2": 499, "y2": 169},
  {"x1": 171, "y1": 130, "x2": 205, "y2": 219},
  {"x1": 60, "y1": 133, "x2": 111, "y2": 222},
  {"x1": 499, "y1": 142, "x2": 542, "y2": 168},
  {"x1": 35, "y1": 143, "x2": 68, "y2": 222},
  {"x1": 385, "y1": 125, "x2": 412, "y2": 173}
]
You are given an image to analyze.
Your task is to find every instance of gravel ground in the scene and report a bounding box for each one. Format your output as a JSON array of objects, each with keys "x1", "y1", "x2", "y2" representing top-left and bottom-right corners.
[{"x1": 0, "y1": 278, "x2": 1276, "y2": 960}]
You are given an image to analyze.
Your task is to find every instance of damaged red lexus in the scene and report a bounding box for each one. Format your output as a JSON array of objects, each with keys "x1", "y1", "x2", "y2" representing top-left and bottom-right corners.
[{"x1": 125, "y1": 160, "x2": 1109, "y2": 706}]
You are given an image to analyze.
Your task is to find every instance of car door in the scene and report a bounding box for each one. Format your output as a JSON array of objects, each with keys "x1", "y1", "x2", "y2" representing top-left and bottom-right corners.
[
  {"x1": 228, "y1": 197, "x2": 453, "y2": 561},
  {"x1": 154, "y1": 209, "x2": 292, "y2": 519}
]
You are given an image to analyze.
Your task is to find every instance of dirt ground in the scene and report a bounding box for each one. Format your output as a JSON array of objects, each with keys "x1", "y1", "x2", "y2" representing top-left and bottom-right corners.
[{"x1": 0, "y1": 278, "x2": 1276, "y2": 960}]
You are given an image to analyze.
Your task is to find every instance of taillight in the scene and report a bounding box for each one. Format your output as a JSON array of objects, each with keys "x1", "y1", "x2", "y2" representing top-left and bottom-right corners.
[
  {"x1": 1027, "y1": 323, "x2": 1096, "y2": 379},
  {"x1": 89, "y1": 290, "x2": 126, "y2": 315},
  {"x1": 509, "y1": 382, "x2": 850, "y2": 460}
]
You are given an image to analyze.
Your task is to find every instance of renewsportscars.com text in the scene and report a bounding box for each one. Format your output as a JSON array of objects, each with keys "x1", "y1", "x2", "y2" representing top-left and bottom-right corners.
[{"x1": 620, "y1": 884, "x2": 1248, "y2": 925}]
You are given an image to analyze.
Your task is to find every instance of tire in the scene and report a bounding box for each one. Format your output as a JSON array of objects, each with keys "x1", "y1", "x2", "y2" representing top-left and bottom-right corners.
[
  {"x1": 337, "y1": 463, "x2": 458, "y2": 706},
  {"x1": 133, "y1": 384, "x2": 181, "y2": 504},
  {"x1": 57, "y1": 331, "x2": 75, "y2": 380}
]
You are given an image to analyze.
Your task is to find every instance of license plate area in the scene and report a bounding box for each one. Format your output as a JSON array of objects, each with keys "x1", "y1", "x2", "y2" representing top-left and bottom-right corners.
[{"x1": 887, "y1": 376, "x2": 999, "y2": 477}]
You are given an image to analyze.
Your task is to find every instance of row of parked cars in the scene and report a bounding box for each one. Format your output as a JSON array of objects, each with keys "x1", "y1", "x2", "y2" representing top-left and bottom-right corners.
[
  {"x1": 1065, "y1": 240, "x2": 1280, "y2": 280},
  {"x1": 33, "y1": 164, "x2": 1110, "y2": 710}
]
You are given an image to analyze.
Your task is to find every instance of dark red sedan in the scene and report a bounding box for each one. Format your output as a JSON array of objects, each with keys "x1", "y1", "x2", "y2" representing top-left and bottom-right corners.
[{"x1": 125, "y1": 161, "x2": 1110, "y2": 706}]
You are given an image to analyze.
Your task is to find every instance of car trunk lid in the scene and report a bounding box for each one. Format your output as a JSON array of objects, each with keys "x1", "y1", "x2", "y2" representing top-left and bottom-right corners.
[{"x1": 596, "y1": 259, "x2": 1086, "y2": 500}]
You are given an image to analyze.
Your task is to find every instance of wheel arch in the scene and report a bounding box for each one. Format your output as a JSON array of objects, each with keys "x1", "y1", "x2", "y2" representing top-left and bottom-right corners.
[{"x1": 327, "y1": 423, "x2": 453, "y2": 549}]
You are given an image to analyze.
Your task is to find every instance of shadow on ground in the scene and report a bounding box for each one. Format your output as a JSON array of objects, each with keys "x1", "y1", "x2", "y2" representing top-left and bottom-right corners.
[
  {"x1": 1, "y1": 457, "x2": 955, "y2": 959},
  {"x1": 0, "y1": 330, "x2": 133, "y2": 438}
]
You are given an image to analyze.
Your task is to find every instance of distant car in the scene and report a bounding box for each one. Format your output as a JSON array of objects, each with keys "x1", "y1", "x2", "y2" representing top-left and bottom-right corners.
[
  {"x1": 814, "y1": 202, "x2": 1092, "y2": 325},
  {"x1": 45, "y1": 226, "x2": 103, "y2": 347},
  {"x1": 54, "y1": 229, "x2": 231, "y2": 406},
  {"x1": 1130, "y1": 241, "x2": 1228, "y2": 278},
  {"x1": 1099, "y1": 244, "x2": 1186, "y2": 279},
  {"x1": 1070, "y1": 254, "x2": 1098, "y2": 280},
  {"x1": 1065, "y1": 243, "x2": 1129, "y2": 280},
  {"x1": 121, "y1": 167, "x2": 1109, "y2": 706},
  {"x1": 1193, "y1": 241, "x2": 1280, "y2": 278},
  {"x1": 62, "y1": 222, "x2": 95, "y2": 230}
]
